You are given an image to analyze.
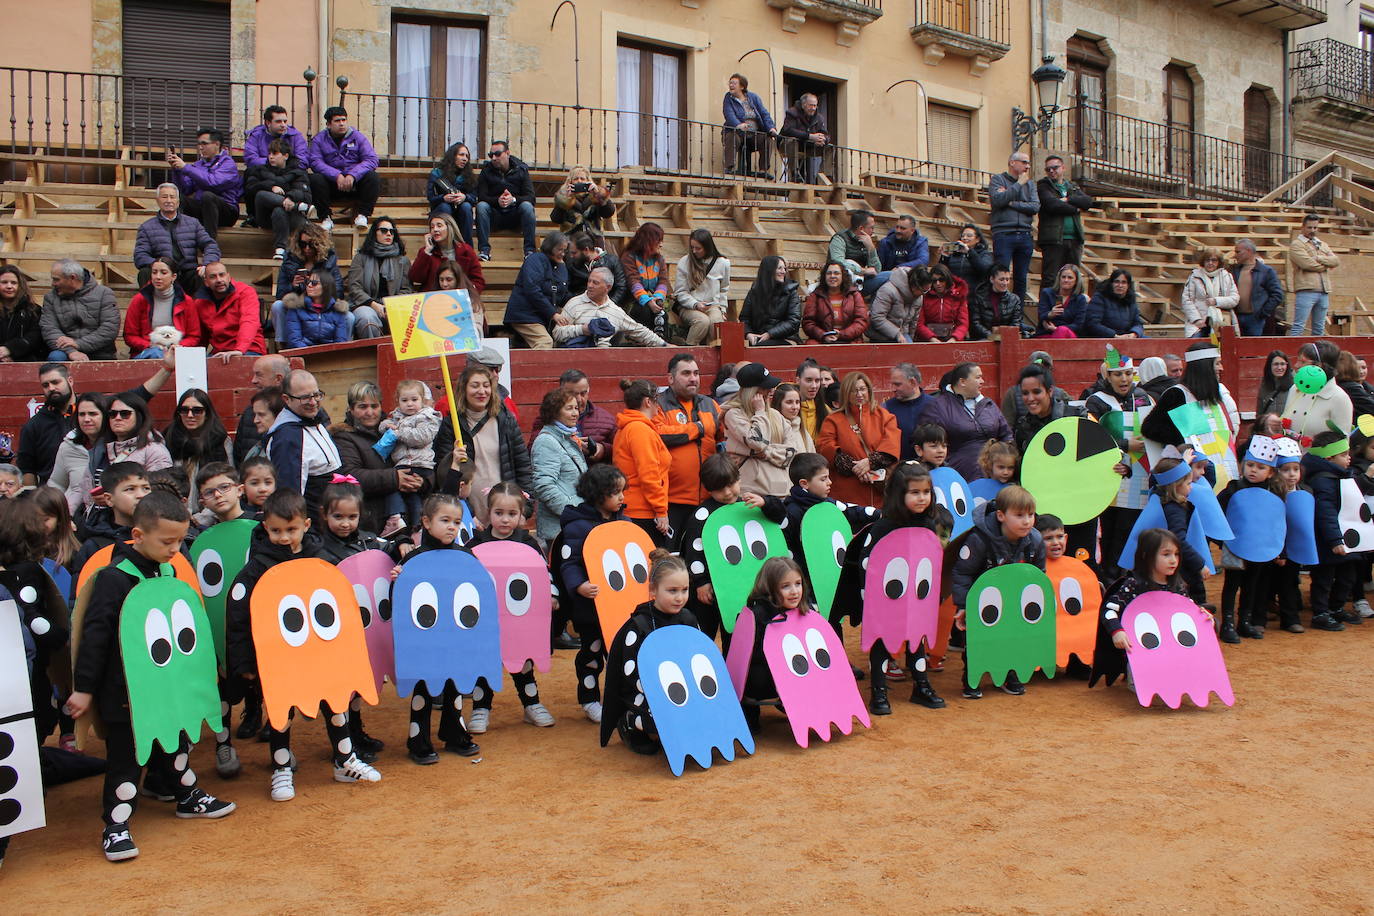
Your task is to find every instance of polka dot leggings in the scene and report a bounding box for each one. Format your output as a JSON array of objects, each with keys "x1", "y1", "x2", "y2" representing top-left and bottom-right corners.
[
  {"x1": 268, "y1": 702, "x2": 354, "y2": 768},
  {"x1": 472, "y1": 664, "x2": 540, "y2": 710},
  {"x1": 101, "y1": 722, "x2": 196, "y2": 826},
  {"x1": 406, "y1": 683, "x2": 473, "y2": 750}
]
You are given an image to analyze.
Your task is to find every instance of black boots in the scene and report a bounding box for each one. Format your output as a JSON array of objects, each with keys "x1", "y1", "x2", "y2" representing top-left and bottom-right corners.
[
  {"x1": 1219, "y1": 610, "x2": 1241, "y2": 644},
  {"x1": 910, "y1": 672, "x2": 946, "y2": 708},
  {"x1": 870, "y1": 685, "x2": 891, "y2": 716}
]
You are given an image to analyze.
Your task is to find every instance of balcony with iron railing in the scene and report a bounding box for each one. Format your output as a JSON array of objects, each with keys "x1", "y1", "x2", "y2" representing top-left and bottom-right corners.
[
  {"x1": 765, "y1": 0, "x2": 883, "y2": 46},
  {"x1": 1291, "y1": 38, "x2": 1374, "y2": 114},
  {"x1": 909, "y1": 0, "x2": 1011, "y2": 76},
  {"x1": 1204, "y1": 0, "x2": 1325, "y2": 31}
]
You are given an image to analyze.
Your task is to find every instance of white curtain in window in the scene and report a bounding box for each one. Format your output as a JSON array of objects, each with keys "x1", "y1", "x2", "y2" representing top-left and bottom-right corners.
[
  {"x1": 445, "y1": 27, "x2": 482, "y2": 155},
  {"x1": 651, "y1": 52, "x2": 679, "y2": 170},
  {"x1": 617, "y1": 46, "x2": 640, "y2": 167},
  {"x1": 394, "y1": 23, "x2": 431, "y2": 158}
]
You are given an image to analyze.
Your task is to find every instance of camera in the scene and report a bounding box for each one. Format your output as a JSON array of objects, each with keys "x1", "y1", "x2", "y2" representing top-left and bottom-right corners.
[{"x1": 572, "y1": 181, "x2": 591, "y2": 193}]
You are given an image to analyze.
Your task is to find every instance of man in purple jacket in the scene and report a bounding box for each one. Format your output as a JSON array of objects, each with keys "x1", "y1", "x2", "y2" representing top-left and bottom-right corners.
[
  {"x1": 167, "y1": 128, "x2": 241, "y2": 239},
  {"x1": 243, "y1": 105, "x2": 308, "y2": 168},
  {"x1": 307, "y1": 106, "x2": 380, "y2": 231}
]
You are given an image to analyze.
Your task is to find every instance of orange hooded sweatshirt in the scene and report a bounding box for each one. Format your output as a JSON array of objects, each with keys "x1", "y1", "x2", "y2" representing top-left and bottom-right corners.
[{"x1": 613, "y1": 409, "x2": 671, "y2": 520}]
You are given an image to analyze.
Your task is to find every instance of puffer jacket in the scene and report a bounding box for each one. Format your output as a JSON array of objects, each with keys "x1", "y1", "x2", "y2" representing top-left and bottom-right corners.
[
  {"x1": 172, "y1": 150, "x2": 242, "y2": 207},
  {"x1": 243, "y1": 158, "x2": 310, "y2": 207},
  {"x1": 40, "y1": 271, "x2": 120, "y2": 358},
  {"x1": 567, "y1": 250, "x2": 628, "y2": 303},
  {"x1": 530, "y1": 424, "x2": 589, "y2": 542},
  {"x1": 613, "y1": 409, "x2": 672, "y2": 520},
  {"x1": 436, "y1": 410, "x2": 534, "y2": 498},
  {"x1": 123, "y1": 281, "x2": 203, "y2": 354},
  {"x1": 194, "y1": 279, "x2": 266, "y2": 355},
  {"x1": 1180, "y1": 266, "x2": 1240, "y2": 328},
  {"x1": 916, "y1": 276, "x2": 970, "y2": 341},
  {"x1": 276, "y1": 249, "x2": 343, "y2": 300},
  {"x1": 133, "y1": 213, "x2": 221, "y2": 271},
  {"x1": 868, "y1": 266, "x2": 923, "y2": 342},
  {"x1": 802, "y1": 287, "x2": 869, "y2": 342},
  {"x1": 243, "y1": 124, "x2": 308, "y2": 168},
  {"x1": 476, "y1": 155, "x2": 536, "y2": 208},
  {"x1": 307, "y1": 128, "x2": 379, "y2": 180},
  {"x1": 282, "y1": 292, "x2": 349, "y2": 348},
  {"x1": 968, "y1": 281, "x2": 1031, "y2": 340},
  {"x1": 505, "y1": 252, "x2": 569, "y2": 325},
  {"x1": 950, "y1": 501, "x2": 1046, "y2": 609},
  {"x1": 381, "y1": 405, "x2": 441, "y2": 470},
  {"x1": 940, "y1": 239, "x2": 993, "y2": 291},
  {"x1": 740, "y1": 280, "x2": 801, "y2": 342}
]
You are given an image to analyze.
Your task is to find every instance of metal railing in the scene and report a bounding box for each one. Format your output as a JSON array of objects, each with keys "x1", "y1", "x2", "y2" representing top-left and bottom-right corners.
[
  {"x1": 1291, "y1": 38, "x2": 1374, "y2": 112},
  {"x1": 913, "y1": 0, "x2": 1011, "y2": 47}
]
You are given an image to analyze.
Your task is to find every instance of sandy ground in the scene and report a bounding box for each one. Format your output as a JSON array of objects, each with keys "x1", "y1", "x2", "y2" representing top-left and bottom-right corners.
[{"x1": 5, "y1": 616, "x2": 1374, "y2": 915}]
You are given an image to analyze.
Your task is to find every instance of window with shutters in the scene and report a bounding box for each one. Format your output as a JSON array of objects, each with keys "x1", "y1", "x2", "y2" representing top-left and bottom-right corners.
[
  {"x1": 122, "y1": 0, "x2": 230, "y2": 152},
  {"x1": 1243, "y1": 87, "x2": 1273, "y2": 194},
  {"x1": 927, "y1": 103, "x2": 972, "y2": 170},
  {"x1": 392, "y1": 16, "x2": 486, "y2": 159},
  {"x1": 1164, "y1": 65, "x2": 1195, "y2": 180},
  {"x1": 1066, "y1": 36, "x2": 1108, "y2": 160}
]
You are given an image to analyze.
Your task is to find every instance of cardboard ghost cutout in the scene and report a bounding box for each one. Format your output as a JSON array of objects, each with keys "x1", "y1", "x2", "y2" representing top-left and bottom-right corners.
[
  {"x1": 0, "y1": 593, "x2": 44, "y2": 839},
  {"x1": 189, "y1": 518, "x2": 257, "y2": 666},
  {"x1": 930, "y1": 466, "x2": 973, "y2": 538},
  {"x1": 1121, "y1": 591, "x2": 1234, "y2": 708},
  {"x1": 391, "y1": 549, "x2": 502, "y2": 697},
  {"x1": 41, "y1": 557, "x2": 73, "y2": 604},
  {"x1": 799, "y1": 501, "x2": 852, "y2": 622},
  {"x1": 637, "y1": 625, "x2": 753, "y2": 776},
  {"x1": 249, "y1": 558, "x2": 378, "y2": 729},
  {"x1": 1047, "y1": 555, "x2": 1099, "y2": 668},
  {"x1": 701, "y1": 503, "x2": 788, "y2": 632},
  {"x1": 1336, "y1": 478, "x2": 1374, "y2": 552},
  {"x1": 472, "y1": 540, "x2": 554, "y2": 675},
  {"x1": 861, "y1": 527, "x2": 942, "y2": 655},
  {"x1": 77, "y1": 544, "x2": 200, "y2": 599},
  {"x1": 964, "y1": 563, "x2": 1057, "y2": 688},
  {"x1": 119, "y1": 576, "x2": 222, "y2": 763},
  {"x1": 1021, "y1": 417, "x2": 1124, "y2": 525},
  {"x1": 969, "y1": 477, "x2": 1006, "y2": 512},
  {"x1": 583, "y1": 520, "x2": 652, "y2": 643},
  {"x1": 1284, "y1": 489, "x2": 1320, "y2": 566},
  {"x1": 1224, "y1": 487, "x2": 1286, "y2": 562},
  {"x1": 337, "y1": 549, "x2": 398, "y2": 695},
  {"x1": 762, "y1": 609, "x2": 870, "y2": 748}
]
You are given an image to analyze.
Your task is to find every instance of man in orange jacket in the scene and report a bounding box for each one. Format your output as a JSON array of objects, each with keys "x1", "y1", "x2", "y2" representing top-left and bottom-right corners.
[{"x1": 651, "y1": 353, "x2": 720, "y2": 544}]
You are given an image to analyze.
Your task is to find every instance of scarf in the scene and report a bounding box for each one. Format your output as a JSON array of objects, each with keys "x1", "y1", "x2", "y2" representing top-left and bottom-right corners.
[
  {"x1": 554, "y1": 420, "x2": 579, "y2": 435},
  {"x1": 1196, "y1": 267, "x2": 1226, "y2": 299},
  {"x1": 688, "y1": 254, "x2": 719, "y2": 291},
  {"x1": 356, "y1": 242, "x2": 401, "y2": 300}
]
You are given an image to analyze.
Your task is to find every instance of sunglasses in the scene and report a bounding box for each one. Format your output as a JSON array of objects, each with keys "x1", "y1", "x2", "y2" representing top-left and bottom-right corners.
[
  {"x1": 375, "y1": 226, "x2": 395, "y2": 235},
  {"x1": 109, "y1": 409, "x2": 135, "y2": 420},
  {"x1": 178, "y1": 405, "x2": 206, "y2": 416}
]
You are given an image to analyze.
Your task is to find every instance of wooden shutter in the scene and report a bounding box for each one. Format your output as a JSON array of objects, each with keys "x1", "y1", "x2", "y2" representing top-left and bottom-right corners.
[
  {"x1": 927, "y1": 103, "x2": 971, "y2": 169},
  {"x1": 122, "y1": 0, "x2": 231, "y2": 152}
]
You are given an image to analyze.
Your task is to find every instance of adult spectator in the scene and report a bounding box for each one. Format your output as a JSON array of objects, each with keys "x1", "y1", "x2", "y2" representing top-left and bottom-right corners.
[
  {"x1": 40, "y1": 259, "x2": 119, "y2": 361},
  {"x1": 828, "y1": 210, "x2": 885, "y2": 301},
  {"x1": 1165, "y1": 353, "x2": 1185, "y2": 379},
  {"x1": 345, "y1": 217, "x2": 411, "y2": 339},
  {"x1": 506, "y1": 231, "x2": 570, "y2": 350},
  {"x1": 987, "y1": 152, "x2": 1039, "y2": 299},
  {"x1": 915, "y1": 264, "x2": 969, "y2": 342},
  {"x1": 1255, "y1": 349, "x2": 1292, "y2": 418},
  {"x1": 1141, "y1": 342, "x2": 1241, "y2": 461},
  {"x1": 614, "y1": 379, "x2": 672, "y2": 544},
  {"x1": 673, "y1": 228, "x2": 731, "y2": 346},
  {"x1": 803, "y1": 260, "x2": 869, "y2": 343},
  {"x1": 940, "y1": 224, "x2": 993, "y2": 293},
  {"x1": 243, "y1": 105, "x2": 308, "y2": 168},
  {"x1": 816, "y1": 371, "x2": 899, "y2": 507},
  {"x1": 772, "y1": 382, "x2": 814, "y2": 455},
  {"x1": 529, "y1": 368, "x2": 616, "y2": 464},
  {"x1": 1011, "y1": 363, "x2": 1083, "y2": 454},
  {"x1": 969, "y1": 263, "x2": 1031, "y2": 340},
  {"x1": 442, "y1": 363, "x2": 533, "y2": 520},
  {"x1": 1229, "y1": 238, "x2": 1284, "y2": 337},
  {"x1": 426, "y1": 142, "x2": 479, "y2": 246},
  {"x1": 331, "y1": 380, "x2": 421, "y2": 534},
  {"x1": 1136, "y1": 357, "x2": 1174, "y2": 401},
  {"x1": 530, "y1": 385, "x2": 590, "y2": 544},
  {"x1": 1181, "y1": 247, "x2": 1239, "y2": 337},
  {"x1": 868, "y1": 266, "x2": 932, "y2": 344},
  {"x1": 243, "y1": 137, "x2": 310, "y2": 259},
  {"x1": 1288, "y1": 212, "x2": 1339, "y2": 337},
  {"x1": 132, "y1": 184, "x2": 221, "y2": 291},
  {"x1": 48, "y1": 392, "x2": 107, "y2": 513},
  {"x1": 652, "y1": 353, "x2": 720, "y2": 537},
  {"x1": 0, "y1": 265, "x2": 45, "y2": 362},
  {"x1": 476, "y1": 140, "x2": 536, "y2": 260},
  {"x1": 551, "y1": 166, "x2": 614, "y2": 236},
  {"x1": 194, "y1": 262, "x2": 266, "y2": 358},
  {"x1": 164, "y1": 388, "x2": 231, "y2": 509},
  {"x1": 167, "y1": 128, "x2": 241, "y2": 239},
  {"x1": 307, "y1": 106, "x2": 380, "y2": 231},
  {"x1": 566, "y1": 233, "x2": 628, "y2": 302},
  {"x1": 620, "y1": 223, "x2": 670, "y2": 337},
  {"x1": 243, "y1": 388, "x2": 283, "y2": 462},
  {"x1": 884, "y1": 362, "x2": 930, "y2": 461},
  {"x1": 273, "y1": 222, "x2": 343, "y2": 338},
  {"x1": 922, "y1": 362, "x2": 1013, "y2": 481},
  {"x1": 722, "y1": 73, "x2": 777, "y2": 177},
  {"x1": 740, "y1": 255, "x2": 801, "y2": 346},
  {"x1": 232, "y1": 355, "x2": 289, "y2": 465},
  {"x1": 1281, "y1": 341, "x2": 1352, "y2": 443},
  {"x1": 265, "y1": 369, "x2": 342, "y2": 512},
  {"x1": 554, "y1": 266, "x2": 665, "y2": 348},
  {"x1": 123, "y1": 257, "x2": 202, "y2": 359},
  {"x1": 410, "y1": 213, "x2": 485, "y2": 294},
  {"x1": 76, "y1": 391, "x2": 173, "y2": 508},
  {"x1": 1335, "y1": 351, "x2": 1374, "y2": 419},
  {"x1": 780, "y1": 92, "x2": 829, "y2": 184},
  {"x1": 1035, "y1": 155, "x2": 1093, "y2": 291},
  {"x1": 796, "y1": 358, "x2": 828, "y2": 442},
  {"x1": 877, "y1": 215, "x2": 930, "y2": 273},
  {"x1": 282, "y1": 269, "x2": 349, "y2": 349},
  {"x1": 1082, "y1": 268, "x2": 1145, "y2": 339},
  {"x1": 720, "y1": 363, "x2": 794, "y2": 497},
  {"x1": 1035, "y1": 263, "x2": 1086, "y2": 338},
  {"x1": 999, "y1": 351, "x2": 1069, "y2": 428}
]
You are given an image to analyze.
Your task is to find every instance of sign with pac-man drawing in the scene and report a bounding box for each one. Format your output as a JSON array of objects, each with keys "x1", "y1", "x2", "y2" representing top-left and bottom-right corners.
[{"x1": 385, "y1": 290, "x2": 481, "y2": 361}]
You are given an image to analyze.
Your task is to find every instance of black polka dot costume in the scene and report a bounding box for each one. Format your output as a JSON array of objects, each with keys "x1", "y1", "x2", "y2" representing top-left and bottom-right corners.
[
  {"x1": 599, "y1": 601, "x2": 703, "y2": 747},
  {"x1": 556, "y1": 504, "x2": 619, "y2": 706}
]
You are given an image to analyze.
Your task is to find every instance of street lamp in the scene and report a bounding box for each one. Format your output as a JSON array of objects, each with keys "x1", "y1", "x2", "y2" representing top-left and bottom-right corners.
[{"x1": 1011, "y1": 55, "x2": 1067, "y2": 150}]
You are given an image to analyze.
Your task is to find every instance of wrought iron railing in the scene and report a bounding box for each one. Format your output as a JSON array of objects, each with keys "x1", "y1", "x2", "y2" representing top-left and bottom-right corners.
[
  {"x1": 913, "y1": 0, "x2": 1011, "y2": 47},
  {"x1": 1291, "y1": 38, "x2": 1374, "y2": 112}
]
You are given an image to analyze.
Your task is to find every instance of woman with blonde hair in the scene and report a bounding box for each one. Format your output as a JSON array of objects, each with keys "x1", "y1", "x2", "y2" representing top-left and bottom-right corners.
[
  {"x1": 551, "y1": 165, "x2": 614, "y2": 236},
  {"x1": 720, "y1": 363, "x2": 795, "y2": 497},
  {"x1": 1181, "y1": 246, "x2": 1239, "y2": 336},
  {"x1": 816, "y1": 370, "x2": 900, "y2": 507},
  {"x1": 409, "y1": 211, "x2": 485, "y2": 293}
]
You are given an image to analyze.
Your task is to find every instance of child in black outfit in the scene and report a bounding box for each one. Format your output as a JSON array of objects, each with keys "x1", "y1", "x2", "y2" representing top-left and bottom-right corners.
[
  {"x1": 1091, "y1": 527, "x2": 1190, "y2": 687},
  {"x1": 1300, "y1": 430, "x2": 1363, "y2": 631},
  {"x1": 1270, "y1": 448, "x2": 1309, "y2": 633},
  {"x1": 73, "y1": 462, "x2": 149, "y2": 572},
  {"x1": 1216, "y1": 437, "x2": 1282, "y2": 640}
]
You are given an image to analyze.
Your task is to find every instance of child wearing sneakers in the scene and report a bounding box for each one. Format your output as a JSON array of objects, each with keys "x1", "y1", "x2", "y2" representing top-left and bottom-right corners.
[
  {"x1": 68, "y1": 491, "x2": 235, "y2": 862},
  {"x1": 225, "y1": 489, "x2": 381, "y2": 800}
]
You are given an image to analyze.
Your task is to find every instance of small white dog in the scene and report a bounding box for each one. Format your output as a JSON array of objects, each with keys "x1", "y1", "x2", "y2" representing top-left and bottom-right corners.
[{"x1": 148, "y1": 325, "x2": 183, "y2": 351}]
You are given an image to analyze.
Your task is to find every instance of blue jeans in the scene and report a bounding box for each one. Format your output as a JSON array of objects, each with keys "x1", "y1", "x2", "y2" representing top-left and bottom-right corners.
[
  {"x1": 992, "y1": 230, "x2": 1034, "y2": 300},
  {"x1": 1288, "y1": 290, "x2": 1328, "y2": 337},
  {"x1": 1238, "y1": 312, "x2": 1268, "y2": 337},
  {"x1": 134, "y1": 347, "x2": 164, "y2": 360},
  {"x1": 352, "y1": 305, "x2": 384, "y2": 339},
  {"x1": 476, "y1": 200, "x2": 536, "y2": 255},
  {"x1": 431, "y1": 200, "x2": 475, "y2": 247},
  {"x1": 862, "y1": 270, "x2": 891, "y2": 302}
]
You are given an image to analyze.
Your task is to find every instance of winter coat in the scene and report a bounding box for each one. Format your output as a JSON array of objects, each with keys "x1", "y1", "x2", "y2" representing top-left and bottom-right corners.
[
  {"x1": 408, "y1": 241, "x2": 486, "y2": 294},
  {"x1": 884, "y1": 393, "x2": 931, "y2": 461},
  {"x1": 613, "y1": 410, "x2": 671, "y2": 520},
  {"x1": 307, "y1": 128, "x2": 379, "y2": 180},
  {"x1": 652, "y1": 389, "x2": 721, "y2": 507},
  {"x1": 551, "y1": 187, "x2": 614, "y2": 235},
  {"x1": 1035, "y1": 288, "x2": 1088, "y2": 336},
  {"x1": 243, "y1": 124, "x2": 309, "y2": 168},
  {"x1": 17, "y1": 404, "x2": 75, "y2": 484},
  {"x1": 740, "y1": 280, "x2": 801, "y2": 342},
  {"x1": 868, "y1": 267, "x2": 923, "y2": 342},
  {"x1": 346, "y1": 248, "x2": 412, "y2": 310},
  {"x1": 720, "y1": 405, "x2": 796, "y2": 497},
  {"x1": 49, "y1": 430, "x2": 97, "y2": 513},
  {"x1": 530, "y1": 424, "x2": 589, "y2": 542},
  {"x1": 1227, "y1": 259, "x2": 1284, "y2": 320},
  {"x1": 968, "y1": 281, "x2": 1031, "y2": 340},
  {"x1": 381, "y1": 405, "x2": 441, "y2": 470},
  {"x1": 557, "y1": 501, "x2": 625, "y2": 595},
  {"x1": 281, "y1": 292, "x2": 349, "y2": 349},
  {"x1": 1082, "y1": 289, "x2": 1145, "y2": 338},
  {"x1": 781, "y1": 485, "x2": 875, "y2": 564},
  {"x1": 123, "y1": 281, "x2": 203, "y2": 354},
  {"x1": 802, "y1": 287, "x2": 869, "y2": 342},
  {"x1": 1282, "y1": 375, "x2": 1354, "y2": 443},
  {"x1": 1035, "y1": 176, "x2": 1093, "y2": 246},
  {"x1": 553, "y1": 293, "x2": 666, "y2": 348},
  {"x1": 567, "y1": 250, "x2": 628, "y2": 304},
  {"x1": 674, "y1": 254, "x2": 731, "y2": 314},
  {"x1": 921, "y1": 389, "x2": 1014, "y2": 481},
  {"x1": 476, "y1": 155, "x2": 536, "y2": 208},
  {"x1": 193, "y1": 280, "x2": 266, "y2": 354},
  {"x1": 505, "y1": 252, "x2": 569, "y2": 325},
  {"x1": 317, "y1": 528, "x2": 396, "y2": 566},
  {"x1": 276, "y1": 249, "x2": 343, "y2": 300},
  {"x1": 940, "y1": 240, "x2": 993, "y2": 291},
  {"x1": 1289, "y1": 233, "x2": 1340, "y2": 293},
  {"x1": 330, "y1": 418, "x2": 403, "y2": 534},
  {"x1": 133, "y1": 213, "x2": 221, "y2": 271},
  {"x1": 172, "y1": 150, "x2": 242, "y2": 207},
  {"x1": 0, "y1": 295, "x2": 45, "y2": 360},
  {"x1": 1180, "y1": 266, "x2": 1240, "y2": 328},
  {"x1": 987, "y1": 171, "x2": 1039, "y2": 234},
  {"x1": 1302, "y1": 452, "x2": 1358, "y2": 562},
  {"x1": 40, "y1": 272, "x2": 120, "y2": 358},
  {"x1": 243, "y1": 158, "x2": 310, "y2": 206},
  {"x1": 950, "y1": 501, "x2": 1046, "y2": 609},
  {"x1": 723, "y1": 90, "x2": 776, "y2": 131},
  {"x1": 916, "y1": 276, "x2": 970, "y2": 341},
  {"x1": 425, "y1": 164, "x2": 478, "y2": 211},
  {"x1": 436, "y1": 410, "x2": 534, "y2": 498},
  {"x1": 265, "y1": 406, "x2": 342, "y2": 508},
  {"x1": 877, "y1": 229, "x2": 930, "y2": 272},
  {"x1": 779, "y1": 105, "x2": 828, "y2": 147},
  {"x1": 1339, "y1": 380, "x2": 1374, "y2": 422},
  {"x1": 828, "y1": 229, "x2": 881, "y2": 276},
  {"x1": 815, "y1": 406, "x2": 900, "y2": 508},
  {"x1": 529, "y1": 400, "x2": 617, "y2": 462},
  {"x1": 77, "y1": 432, "x2": 174, "y2": 507}
]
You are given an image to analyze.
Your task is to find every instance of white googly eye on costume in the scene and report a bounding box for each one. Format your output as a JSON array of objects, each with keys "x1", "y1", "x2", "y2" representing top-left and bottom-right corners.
[
  {"x1": 1021, "y1": 584, "x2": 1045, "y2": 624},
  {"x1": 831, "y1": 530, "x2": 846, "y2": 567},
  {"x1": 352, "y1": 584, "x2": 372, "y2": 628},
  {"x1": 977, "y1": 586, "x2": 1002, "y2": 627},
  {"x1": 410, "y1": 582, "x2": 439, "y2": 630},
  {"x1": 782, "y1": 632, "x2": 809, "y2": 676},
  {"x1": 717, "y1": 526, "x2": 745, "y2": 565},
  {"x1": 1170, "y1": 611, "x2": 1198, "y2": 648},
  {"x1": 914, "y1": 557, "x2": 934, "y2": 601},
  {"x1": 625, "y1": 542, "x2": 649, "y2": 584},
  {"x1": 743, "y1": 519, "x2": 768, "y2": 560},
  {"x1": 277, "y1": 594, "x2": 308, "y2": 647},
  {"x1": 601, "y1": 549, "x2": 627, "y2": 591},
  {"x1": 804, "y1": 627, "x2": 831, "y2": 669},
  {"x1": 195, "y1": 549, "x2": 224, "y2": 597},
  {"x1": 690, "y1": 653, "x2": 718, "y2": 699},
  {"x1": 453, "y1": 582, "x2": 481, "y2": 629},
  {"x1": 170, "y1": 599, "x2": 197, "y2": 655},
  {"x1": 658, "y1": 660, "x2": 688, "y2": 706},
  {"x1": 882, "y1": 556, "x2": 909, "y2": 600},
  {"x1": 1133, "y1": 611, "x2": 1161, "y2": 650},
  {"x1": 144, "y1": 608, "x2": 173, "y2": 666},
  {"x1": 950, "y1": 482, "x2": 969, "y2": 517},
  {"x1": 372, "y1": 578, "x2": 392, "y2": 622},
  {"x1": 309, "y1": 589, "x2": 341, "y2": 641},
  {"x1": 1059, "y1": 577, "x2": 1084, "y2": 616},
  {"x1": 505, "y1": 573, "x2": 533, "y2": 616}
]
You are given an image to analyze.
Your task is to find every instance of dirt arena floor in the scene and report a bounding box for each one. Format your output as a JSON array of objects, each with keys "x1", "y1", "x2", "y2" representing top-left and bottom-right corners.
[{"x1": 6, "y1": 613, "x2": 1374, "y2": 914}]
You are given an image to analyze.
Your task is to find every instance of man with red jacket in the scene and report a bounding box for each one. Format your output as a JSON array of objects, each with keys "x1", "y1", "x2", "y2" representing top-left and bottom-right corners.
[
  {"x1": 194, "y1": 262, "x2": 266, "y2": 360},
  {"x1": 651, "y1": 353, "x2": 719, "y2": 543}
]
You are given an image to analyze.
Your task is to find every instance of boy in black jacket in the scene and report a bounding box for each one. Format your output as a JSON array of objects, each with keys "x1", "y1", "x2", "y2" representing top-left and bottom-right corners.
[
  {"x1": 1301, "y1": 430, "x2": 1362, "y2": 631},
  {"x1": 68, "y1": 492, "x2": 235, "y2": 862},
  {"x1": 243, "y1": 137, "x2": 311, "y2": 255},
  {"x1": 73, "y1": 462, "x2": 150, "y2": 573}
]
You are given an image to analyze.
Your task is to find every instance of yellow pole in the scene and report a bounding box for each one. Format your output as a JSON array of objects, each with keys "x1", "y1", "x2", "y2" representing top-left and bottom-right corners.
[{"x1": 439, "y1": 351, "x2": 465, "y2": 450}]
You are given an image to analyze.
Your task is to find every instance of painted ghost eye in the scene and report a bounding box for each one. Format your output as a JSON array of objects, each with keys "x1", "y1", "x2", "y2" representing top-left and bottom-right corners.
[
  {"x1": 601, "y1": 549, "x2": 627, "y2": 591},
  {"x1": 1059, "y1": 577, "x2": 1084, "y2": 616},
  {"x1": 352, "y1": 584, "x2": 372, "y2": 629},
  {"x1": 277, "y1": 594, "x2": 308, "y2": 647},
  {"x1": 625, "y1": 542, "x2": 649, "y2": 584},
  {"x1": 505, "y1": 573, "x2": 533, "y2": 616},
  {"x1": 456, "y1": 526, "x2": 472, "y2": 546},
  {"x1": 977, "y1": 586, "x2": 1002, "y2": 627},
  {"x1": 410, "y1": 582, "x2": 439, "y2": 630},
  {"x1": 717, "y1": 526, "x2": 745, "y2": 565},
  {"x1": 933, "y1": 488, "x2": 948, "y2": 509},
  {"x1": 196, "y1": 548, "x2": 224, "y2": 598},
  {"x1": 1170, "y1": 611, "x2": 1199, "y2": 648},
  {"x1": 882, "y1": 557, "x2": 909, "y2": 600},
  {"x1": 1133, "y1": 611, "x2": 1161, "y2": 650},
  {"x1": 831, "y1": 530, "x2": 846, "y2": 567},
  {"x1": 690, "y1": 652, "x2": 718, "y2": 698},
  {"x1": 170, "y1": 599, "x2": 197, "y2": 654},
  {"x1": 914, "y1": 557, "x2": 934, "y2": 601},
  {"x1": 372, "y1": 578, "x2": 392, "y2": 622},
  {"x1": 144, "y1": 608, "x2": 173, "y2": 666},
  {"x1": 743, "y1": 519, "x2": 769, "y2": 560},
  {"x1": 453, "y1": 582, "x2": 481, "y2": 629},
  {"x1": 310, "y1": 589, "x2": 341, "y2": 641},
  {"x1": 950, "y1": 482, "x2": 969, "y2": 517},
  {"x1": 782, "y1": 632, "x2": 809, "y2": 676},
  {"x1": 658, "y1": 659, "x2": 689, "y2": 706},
  {"x1": 1021, "y1": 584, "x2": 1045, "y2": 624},
  {"x1": 804, "y1": 627, "x2": 831, "y2": 669}
]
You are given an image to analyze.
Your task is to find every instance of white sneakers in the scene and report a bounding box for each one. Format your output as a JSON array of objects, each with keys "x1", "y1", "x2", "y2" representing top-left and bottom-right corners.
[
  {"x1": 319, "y1": 218, "x2": 334, "y2": 232},
  {"x1": 524, "y1": 703, "x2": 556, "y2": 727},
  {"x1": 582, "y1": 701, "x2": 602, "y2": 724},
  {"x1": 468, "y1": 709, "x2": 490, "y2": 734},
  {"x1": 333, "y1": 754, "x2": 382, "y2": 784},
  {"x1": 270, "y1": 767, "x2": 294, "y2": 802},
  {"x1": 353, "y1": 214, "x2": 369, "y2": 228},
  {"x1": 272, "y1": 248, "x2": 285, "y2": 260}
]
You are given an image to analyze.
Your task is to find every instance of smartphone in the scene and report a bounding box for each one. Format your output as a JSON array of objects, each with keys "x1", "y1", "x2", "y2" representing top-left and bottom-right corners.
[
  {"x1": 292, "y1": 269, "x2": 309, "y2": 286},
  {"x1": 871, "y1": 468, "x2": 887, "y2": 483}
]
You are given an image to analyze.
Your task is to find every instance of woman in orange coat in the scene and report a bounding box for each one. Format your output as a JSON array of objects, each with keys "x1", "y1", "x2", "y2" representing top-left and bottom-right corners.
[
  {"x1": 612, "y1": 378, "x2": 672, "y2": 546},
  {"x1": 816, "y1": 371, "x2": 901, "y2": 507},
  {"x1": 802, "y1": 260, "x2": 869, "y2": 343}
]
